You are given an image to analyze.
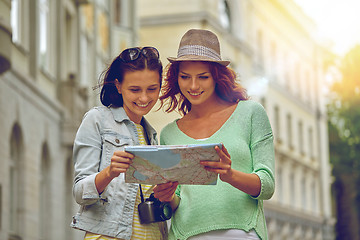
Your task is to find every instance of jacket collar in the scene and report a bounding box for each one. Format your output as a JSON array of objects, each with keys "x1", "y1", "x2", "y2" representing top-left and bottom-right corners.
[
  {"x1": 109, "y1": 106, "x2": 158, "y2": 144},
  {"x1": 109, "y1": 106, "x2": 130, "y2": 123}
]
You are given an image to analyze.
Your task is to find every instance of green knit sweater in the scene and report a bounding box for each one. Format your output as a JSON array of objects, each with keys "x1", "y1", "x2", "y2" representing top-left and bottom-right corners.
[{"x1": 160, "y1": 100, "x2": 275, "y2": 240}]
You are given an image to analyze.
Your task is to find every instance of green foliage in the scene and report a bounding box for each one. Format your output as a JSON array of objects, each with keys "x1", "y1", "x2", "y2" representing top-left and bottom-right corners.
[
  {"x1": 328, "y1": 45, "x2": 360, "y2": 173},
  {"x1": 327, "y1": 44, "x2": 360, "y2": 239}
]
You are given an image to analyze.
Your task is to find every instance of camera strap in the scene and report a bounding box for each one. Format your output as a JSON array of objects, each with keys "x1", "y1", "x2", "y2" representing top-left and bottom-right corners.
[{"x1": 139, "y1": 184, "x2": 145, "y2": 203}]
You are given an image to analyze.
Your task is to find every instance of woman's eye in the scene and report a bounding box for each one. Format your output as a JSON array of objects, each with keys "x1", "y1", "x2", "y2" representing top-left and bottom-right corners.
[
  {"x1": 130, "y1": 89, "x2": 140, "y2": 92},
  {"x1": 180, "y1": 75, "x2": 189, "y2": 80},
  {"x1": 148, "y1": 88, "x2": 158, "y2": 91},
  {"x1": 199, "y1": 76, "x2": 209, "y2": 79}
]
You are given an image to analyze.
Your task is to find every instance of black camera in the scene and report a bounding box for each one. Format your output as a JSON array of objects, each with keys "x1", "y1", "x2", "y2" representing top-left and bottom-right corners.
[{"x1": 138, "y1": 193, "x2": 172, "y2": 224}]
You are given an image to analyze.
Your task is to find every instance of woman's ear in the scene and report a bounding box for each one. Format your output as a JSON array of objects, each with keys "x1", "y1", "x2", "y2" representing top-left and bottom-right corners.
[{"x1": 115, "y1": 79, "x2": 122, "y2": 94}]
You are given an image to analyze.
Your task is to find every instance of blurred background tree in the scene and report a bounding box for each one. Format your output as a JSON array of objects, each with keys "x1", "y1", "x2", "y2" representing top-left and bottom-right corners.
[{"x1": 327, "y1": 44, "x2": 360, "y2": 240}]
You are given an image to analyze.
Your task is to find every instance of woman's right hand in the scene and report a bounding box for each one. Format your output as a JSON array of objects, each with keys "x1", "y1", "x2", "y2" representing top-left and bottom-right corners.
[
  {"x1": 107, "y1": 150, "x2": 134, "y2": 179},
  {"x1": 153, "y1": 182, "x2": 180, "y2": 211},
  {"x1": 95, "y1": 151, "x2": 134, "y2": 194},
  {"x1": 153, "y1": 182, "x2": 178, "y2": 202}
]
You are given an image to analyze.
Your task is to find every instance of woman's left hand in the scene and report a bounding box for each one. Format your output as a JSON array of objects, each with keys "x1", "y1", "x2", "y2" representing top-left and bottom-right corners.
[
  {"x1": 201, "y1": 144, "x2": 261, "y2": 197},
  {"x1": 200, "y1": 144, "x2": 233, "y2": 183},
  {"x1": 153, "y1": 181, "x2": 179, "y2": 202}
]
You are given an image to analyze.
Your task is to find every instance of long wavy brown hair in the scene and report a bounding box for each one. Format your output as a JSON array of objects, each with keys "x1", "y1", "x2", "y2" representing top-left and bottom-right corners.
[{"x1": 159, "y1": 61, "x2": 248, "y2": 116}]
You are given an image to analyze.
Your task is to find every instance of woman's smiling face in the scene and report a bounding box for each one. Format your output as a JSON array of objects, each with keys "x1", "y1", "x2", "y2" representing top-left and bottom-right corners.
[
  {"x1": 178, "y1": 61, "x2": 217, "y2": 107},
  {"x1": 116, "y1": 69, "x2": 160, "y2": 124}
]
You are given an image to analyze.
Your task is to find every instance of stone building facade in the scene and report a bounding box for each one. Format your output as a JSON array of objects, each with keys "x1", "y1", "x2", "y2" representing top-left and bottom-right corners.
[
  {"x1": 0, "y1": 0, "x2": 334, "y2": 239},
  {"x1": 0, "y1": 0, "x2": 138, "y2": 239}
]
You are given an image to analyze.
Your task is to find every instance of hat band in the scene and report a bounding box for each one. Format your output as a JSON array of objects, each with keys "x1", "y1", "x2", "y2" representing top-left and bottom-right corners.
[{"x1": 177, "y1": 45, "x2": 222, "y2": 61}]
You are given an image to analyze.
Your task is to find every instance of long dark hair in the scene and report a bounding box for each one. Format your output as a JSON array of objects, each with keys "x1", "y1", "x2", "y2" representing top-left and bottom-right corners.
[
  {"x1": 159, "y1": 61, "x2": 248, "y2": 115},
  {"x1": 98, "y1": 49, "x2": 163, "y2": 107}
]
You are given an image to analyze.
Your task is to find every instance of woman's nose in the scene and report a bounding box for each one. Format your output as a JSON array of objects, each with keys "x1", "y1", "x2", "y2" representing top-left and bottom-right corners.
[
  {"x1": 139, "y1": 91, "x2": 149, "y2": 101},
  {"x1": 190, "y1": 79, "x2": 199, "y2": 90}
]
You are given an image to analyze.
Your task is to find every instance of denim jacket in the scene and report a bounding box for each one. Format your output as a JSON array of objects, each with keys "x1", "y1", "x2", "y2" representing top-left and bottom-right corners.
[{"x1": 70, "y1": 106, "x2": 158, "y2": 239}]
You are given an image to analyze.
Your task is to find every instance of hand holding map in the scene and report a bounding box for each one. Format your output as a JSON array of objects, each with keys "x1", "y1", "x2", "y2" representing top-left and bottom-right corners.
[{"x1": 124, "y1": 143, "x2": 221, "y2": 185}]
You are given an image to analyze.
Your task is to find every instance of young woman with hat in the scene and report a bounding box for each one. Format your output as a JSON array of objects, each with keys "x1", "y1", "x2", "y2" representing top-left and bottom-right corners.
[
  {"x1": 71, "y1": 47, "x2": 168, "y2": 239},
  {"x1": 153, "y1": 29, "x2": 275, "y2": 240}
]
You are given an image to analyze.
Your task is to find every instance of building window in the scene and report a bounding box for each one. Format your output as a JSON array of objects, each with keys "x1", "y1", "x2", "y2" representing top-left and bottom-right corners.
[
  {"x1": 80, "y1": 34, "x2": 92, "y2": 87},
  {"x1": 114, "y1": 0, "x2": 133, "y2": 28},
  {"x1": 98, "y1": 12, "x2": 109, "y2": 52},
  {"x1": 256, "y1": 30, "x2": 264, "y2": 69},
  {"x1": 301, "y1": 176, "x2": 307, "y2": 210},
  {"x1": 294, "y1": 63, "x2": 301, "y2": 98},
  {"x1": 289, "y1": 171, "x2": 295, "y2": 206},
  {"x1": 65, "y1": 10, "x2": 77, "y2": 77},
  {"x1": 39, "y1": 0, "x2": 51, "y2": 70},
  {"x1": 39, "y1": 143, "x2": 51, "y2": 240},
  {"x1": 283, "y1": 53, "x2": 290, "y2": 90},
  {"x1": 11, "y1": 0, "x2": 21, "y2": 43},
  {"x1": 9, "y1": 124, "x2": 24, "y2": 238},
  {"x1": 78, "y1": 4, "x2": 96, "y2": 89},
  {"x1": 270, "y1": 41, "x2": 277, "y2": 79},
  {"x1": 287, "y1": 114, "x2": 293, "y2": 149},
  {"x1": 260, "y1": 97, "x2": 266, "y2": 109},
  {"x1": 311, "y1": 180, "x2": 317, "y2": 213},
  {"x1": 298, "y1": 121, "x2": 304, "y2": 155},
  {"x1": 274, "y1": 105, "x2": 280, "y2": 142},
  {"x1": 277, "y1": 168, "x2": 283, "y2": 203},
  {"x1": 308, "y1": 127, "x2": 314, "y2": 159},
  {"x1": 114, "y1": 0, "x2": 121, "y2": 25},
  {"x1": 219, "y1": 0, "x2": 231, "y2": 31},
  {"x1": 305, "y1": 71, "x2": 311, "y2": 104}
]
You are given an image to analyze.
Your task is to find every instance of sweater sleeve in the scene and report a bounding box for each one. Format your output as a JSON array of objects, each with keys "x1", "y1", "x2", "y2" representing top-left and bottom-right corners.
[{"x1": 249, "y1": 102, "x2": 275, "y2": 200}]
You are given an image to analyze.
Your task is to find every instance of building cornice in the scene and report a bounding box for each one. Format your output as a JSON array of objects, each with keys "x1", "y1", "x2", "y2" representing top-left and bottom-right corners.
[
  {"x1": 4, "y1": 68, "x2": 64, "y2": 120},
  {"x1": 264, "y1": 200, "x2": 323, "y2": 228}
]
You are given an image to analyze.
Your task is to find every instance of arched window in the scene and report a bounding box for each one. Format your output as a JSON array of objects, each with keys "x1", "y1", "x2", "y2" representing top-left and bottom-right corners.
[
  {"x1": 39, "y1": 143, "x2": 51, "y2": 240},
  {"x1": 9, "y1": 123, "x2": 24, "y2": 239}
]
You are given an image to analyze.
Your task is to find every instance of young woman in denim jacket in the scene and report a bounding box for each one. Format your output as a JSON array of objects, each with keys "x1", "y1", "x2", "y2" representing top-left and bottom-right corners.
[{"x1": 71, "y1": 47, "x2": 167, "y2": 239}]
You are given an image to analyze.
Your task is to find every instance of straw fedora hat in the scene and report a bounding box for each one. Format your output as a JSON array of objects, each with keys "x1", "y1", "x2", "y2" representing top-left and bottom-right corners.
[{"x1": 167, "y1": 29, "x2": 230, "y2": 66}]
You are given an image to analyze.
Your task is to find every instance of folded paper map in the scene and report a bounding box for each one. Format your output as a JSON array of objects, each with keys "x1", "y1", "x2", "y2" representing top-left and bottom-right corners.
[{"x1": 124, "y1": 143, "x2": 221, "y2": 185}]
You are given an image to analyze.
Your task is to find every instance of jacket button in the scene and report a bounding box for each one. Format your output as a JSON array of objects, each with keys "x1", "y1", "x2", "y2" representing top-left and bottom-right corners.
[{"x1": 115, "y1": 139, "x2": 120, "y2": 144}]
